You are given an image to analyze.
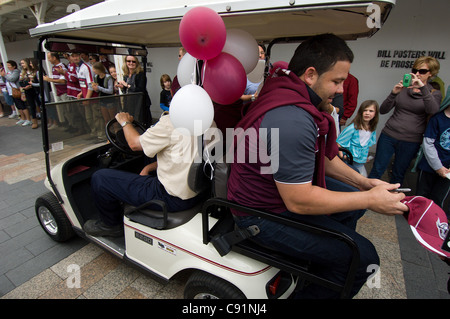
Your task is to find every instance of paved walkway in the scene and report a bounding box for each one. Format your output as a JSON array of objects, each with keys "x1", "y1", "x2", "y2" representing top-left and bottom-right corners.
[{"x1": 0, "y1": 114, "x2": 448, "y2": 299}]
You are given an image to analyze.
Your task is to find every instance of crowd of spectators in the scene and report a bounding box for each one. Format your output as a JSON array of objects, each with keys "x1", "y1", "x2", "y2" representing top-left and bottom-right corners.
[{"x1": 0, "y1": 51, "x2": 152, "y2": 134}]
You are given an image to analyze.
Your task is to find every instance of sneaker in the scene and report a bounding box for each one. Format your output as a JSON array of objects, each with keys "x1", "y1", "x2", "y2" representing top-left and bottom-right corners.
[
  {"x1": 9, "y1": 112, "x2": 17, "y2": 119},
  {"x1": 83, "y1": 219, "x2": 123, "y2": 237},
  {"x1": 48, "y1": 123, "x2": 59, "y2": 130},
  {"x1": 16, "y1": 119, "x2": 25, "y2": 125},
  {"x1": 22, "y1": 120, "x2": 32, "y2": 126},
  {"x1": 0, "y1": 113, "x2": 4, "y2": 118}
]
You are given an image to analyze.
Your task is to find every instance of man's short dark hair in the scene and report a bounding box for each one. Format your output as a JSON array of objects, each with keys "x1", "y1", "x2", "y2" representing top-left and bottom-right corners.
[
  {"x1": 49, "y1": 52, "x2": 60, "y2": 60},
  {"x1": 288, "y1": 33, "x2": 354, "y2": 76}
]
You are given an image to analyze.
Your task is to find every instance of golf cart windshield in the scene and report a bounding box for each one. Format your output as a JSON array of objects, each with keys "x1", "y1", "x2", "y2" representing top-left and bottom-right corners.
[
  {"x1": 45, "y1": 93, "x2": 143, "y2": 169},
  {"x1": 39, "y1": 37, "x2": 148, "y2": 176}
]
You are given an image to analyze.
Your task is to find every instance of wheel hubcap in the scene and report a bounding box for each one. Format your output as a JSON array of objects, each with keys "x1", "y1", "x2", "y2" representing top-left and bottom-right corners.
[
  {"x1": 193, "y1": 293, "x2": 219, "y2": 299},
  {"x1": 38, "y1": 206, "x2": 58, "y2": 235}
]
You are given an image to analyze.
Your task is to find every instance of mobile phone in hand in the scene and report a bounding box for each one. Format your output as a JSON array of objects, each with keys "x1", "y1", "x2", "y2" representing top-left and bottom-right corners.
[{"x1": 403, "y1": 74, "x2": 412, "y2": 87}]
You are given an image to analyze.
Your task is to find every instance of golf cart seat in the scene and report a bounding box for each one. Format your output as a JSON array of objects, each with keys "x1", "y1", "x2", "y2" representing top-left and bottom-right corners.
[{"x1": 124, "y1": 160, "x2": 212, "y2": 230}]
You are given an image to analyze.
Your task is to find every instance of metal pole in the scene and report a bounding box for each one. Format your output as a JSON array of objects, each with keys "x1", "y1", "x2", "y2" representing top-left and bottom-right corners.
[{"x1": 0, "y1": 17, "x2": 9, "y2": 65}]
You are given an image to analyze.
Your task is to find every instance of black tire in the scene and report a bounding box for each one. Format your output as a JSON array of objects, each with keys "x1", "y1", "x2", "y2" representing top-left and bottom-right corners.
[
  {"x1": 35, "y1": 192, "x2": 75, "y2": 242},
  {"x1": 184, "y1": 271, "x2": 246, "y2": 299}
]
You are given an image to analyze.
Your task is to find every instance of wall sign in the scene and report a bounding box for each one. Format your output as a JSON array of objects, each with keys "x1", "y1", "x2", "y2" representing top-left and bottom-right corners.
[{"x1": 377, "y1": 50, "x2": 446, "y2": 68}]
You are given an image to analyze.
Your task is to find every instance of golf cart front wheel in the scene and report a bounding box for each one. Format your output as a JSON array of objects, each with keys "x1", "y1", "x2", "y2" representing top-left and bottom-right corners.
[
  {"x1": 35, "y1": 192, "x2": 75, "y2": 242},
  {"x1": 184, "y1": 271, "x2": 246, "y2": 299}
]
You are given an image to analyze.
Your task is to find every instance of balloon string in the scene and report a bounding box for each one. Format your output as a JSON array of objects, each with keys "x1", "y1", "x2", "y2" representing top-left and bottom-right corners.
[
  {"x1": 201, "y1": 60, "x2": 207, "y2": 87},
  {"x1": 191, "y1": 59, "x2": 197, "y2": 85}
]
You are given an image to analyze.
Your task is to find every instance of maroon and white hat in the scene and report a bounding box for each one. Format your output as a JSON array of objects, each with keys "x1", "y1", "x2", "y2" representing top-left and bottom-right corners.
[{"x1": 402, "y1": 196, "x2": 449, "y2": 258}]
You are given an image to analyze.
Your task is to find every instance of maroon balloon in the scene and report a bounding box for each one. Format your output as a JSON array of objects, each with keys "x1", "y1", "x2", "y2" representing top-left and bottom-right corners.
[
  {"x1": 202, "y1": 52, "x2": 247, "y2": 105},
  {"x1": 179, "y1": 7, "x2": 226, "y2": 60}
]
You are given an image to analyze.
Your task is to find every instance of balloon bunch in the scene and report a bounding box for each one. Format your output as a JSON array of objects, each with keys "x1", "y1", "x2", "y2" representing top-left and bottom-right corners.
[{"x1": 170, "y1": 6, "x2": 259, "y2": 136}]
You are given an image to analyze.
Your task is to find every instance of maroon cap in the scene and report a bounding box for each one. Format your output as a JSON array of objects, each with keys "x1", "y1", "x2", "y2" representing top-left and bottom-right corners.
[
  {"x1": 403, "y1": 196, "x2": 449, "y2": 258},
  {"x1": 269, "y1": 61, "x2": 289, "y2": 77}
]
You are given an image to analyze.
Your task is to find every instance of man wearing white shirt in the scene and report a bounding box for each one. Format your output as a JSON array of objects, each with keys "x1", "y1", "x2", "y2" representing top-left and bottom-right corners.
[{"x1": 73, "y1": 52, "x2": 103, "y2": 138}]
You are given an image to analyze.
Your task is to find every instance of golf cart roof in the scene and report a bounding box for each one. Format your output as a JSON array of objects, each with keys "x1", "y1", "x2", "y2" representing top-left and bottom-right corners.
[{"x1": 29, "y1": 0, "x2": 395, "y2": 46}]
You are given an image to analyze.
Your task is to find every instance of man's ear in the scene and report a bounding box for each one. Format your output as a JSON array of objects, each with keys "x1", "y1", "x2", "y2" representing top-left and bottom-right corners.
[{"x1": 300, "y1": 67, "x2": 318, "y2": 86}]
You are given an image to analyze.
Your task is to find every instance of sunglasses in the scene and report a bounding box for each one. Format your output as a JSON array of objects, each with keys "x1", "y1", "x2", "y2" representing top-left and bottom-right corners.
[
  {"x1": 126, "y1": 60, "x2": 137, "y2": 63},
  {"x1": 412, "y1": 68, "x2": 430, "y2": 75}
]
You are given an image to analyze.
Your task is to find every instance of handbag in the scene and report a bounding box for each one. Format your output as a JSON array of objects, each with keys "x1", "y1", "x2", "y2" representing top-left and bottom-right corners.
[{"x1": 11, "y1": 87, "x2": 21, "y2": 99}]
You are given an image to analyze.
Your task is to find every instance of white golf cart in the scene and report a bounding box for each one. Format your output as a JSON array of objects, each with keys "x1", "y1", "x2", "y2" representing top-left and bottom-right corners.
[{"x1": 31, "y1": 0, "x2": 395, "y2": 299}]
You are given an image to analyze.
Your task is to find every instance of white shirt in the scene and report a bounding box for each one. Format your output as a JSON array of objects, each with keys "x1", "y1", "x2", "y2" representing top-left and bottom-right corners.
[{"x1": 139, "y1": 113, "x2": 200, "y2": 199}]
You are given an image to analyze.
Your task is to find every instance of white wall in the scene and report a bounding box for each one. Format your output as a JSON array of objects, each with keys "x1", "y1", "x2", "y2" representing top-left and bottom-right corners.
[
  {"x1": 147, "y1": 47, "x2": 180, "y2": 118},
  {"x1": 347, "y1": 0, "x2": 450, "y2": 130},
  {"x1": 2, "y1": 38, "x2": 39, "y2": 65},
  {"x1": 4, "y1": 0, "x2": 449, "y2": 125}
]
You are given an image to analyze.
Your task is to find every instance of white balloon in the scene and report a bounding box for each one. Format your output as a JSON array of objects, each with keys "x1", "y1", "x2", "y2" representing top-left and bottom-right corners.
[
  {"x1": 247, "y1": 59, "x2": 266, "y2": 83},
  {"x1": 170, "y1": 84, "x2": 214, "y2": 136},
  {"x1": 222, "y1": 29, "x2": 259, "y2": 74},
  {"x1": 177, "y1": 53, "x2": 197, "y2": 87}
]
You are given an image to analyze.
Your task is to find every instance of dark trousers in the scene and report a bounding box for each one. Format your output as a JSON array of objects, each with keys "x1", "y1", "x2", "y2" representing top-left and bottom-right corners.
[
  {"x1": 91, "y1": 168, "x2": 201, "y2": 226},
  {"x1": 24, "y1": 88, "x2": 40, "y2": 119},
  {"x1": 368, "y1": 132, "x2": 421, "y2": 185},
  {"x1": 233, "y1": 177, "x2": 379, "y2": 299},
  {"x1": 12, "y1": 97, "x2": 27, "y2": 110}
]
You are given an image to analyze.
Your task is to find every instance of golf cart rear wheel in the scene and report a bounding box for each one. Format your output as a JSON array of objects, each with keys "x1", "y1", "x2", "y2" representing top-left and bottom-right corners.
[
  {"x1": 184, "y1": 271, "x2": 246, "y2": 299},
  {"x1": 36, "y1": 192, "x2": 75, "y2": 242}
]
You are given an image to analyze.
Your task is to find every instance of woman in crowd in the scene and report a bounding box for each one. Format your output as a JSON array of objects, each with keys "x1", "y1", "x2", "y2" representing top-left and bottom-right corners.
[
  {"x1": 92, "y1": 62, "x2": 115, "y2": 124},
  {"x1": 0, "y1": 60, "x2": 32, "y2": 126},
  {"x1": 117, "y1": 55, "x2": 152, "y2": 126},
  {"x1": 20, "y1": 58, "x2": 40, "y2": 129},
  {"x1": 368, "y1": 56, "x2": 442, "y2": 185},
  {"x1": 29, "y1": 58, "x2": 55, "y2": 129},
  {"x1": 0, "y1": 62, "x2": 14, "y2": 118}
]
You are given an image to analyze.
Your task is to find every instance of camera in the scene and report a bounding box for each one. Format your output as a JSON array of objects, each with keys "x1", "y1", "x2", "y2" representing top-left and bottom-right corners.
[{"x1": 403, "y1": 74, "x2": 412, "y2": 87}]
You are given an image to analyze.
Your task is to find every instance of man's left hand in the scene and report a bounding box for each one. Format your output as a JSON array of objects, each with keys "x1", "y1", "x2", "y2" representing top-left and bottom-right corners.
[{"x1": 115, "y1": 112, "x2": 134, "y2": 125}]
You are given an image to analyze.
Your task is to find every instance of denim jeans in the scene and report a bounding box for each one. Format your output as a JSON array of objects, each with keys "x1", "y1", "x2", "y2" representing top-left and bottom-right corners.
[
  {"x1": 233, "y1": 177, "x2": 379, "y2": 299},
  {"x1": 91, "y1": 168, "x2": 201, "y2": 226},
  {"x1": 368, "y1": 132, "x2": 421, "y2": 185}
]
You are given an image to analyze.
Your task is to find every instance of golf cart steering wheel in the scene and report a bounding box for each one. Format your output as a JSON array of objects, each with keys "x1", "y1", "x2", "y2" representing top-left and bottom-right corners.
[{"x1": 105, "y1": 118, "x2": 146, "y2": 156}]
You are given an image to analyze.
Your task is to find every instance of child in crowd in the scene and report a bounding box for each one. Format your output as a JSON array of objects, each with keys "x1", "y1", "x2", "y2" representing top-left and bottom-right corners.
[
  {"x1": 416, "y1": 98, "x2": 450, "y2": 218},
  {"x1": 337, "y1": 100, "x2": 380, "y2": 176},
  {"x1": 108, "y1": 66, "x2": 120, "y2": 95},
  {"x1": 92, "y1": 62, "x2": 115, "y2": 126},
  {"x1": 159, "y1": 74, "x2": 172, "y2": 112},
  {"x1": 92, "y1": 62, "x2": 113, "y2": 96}
]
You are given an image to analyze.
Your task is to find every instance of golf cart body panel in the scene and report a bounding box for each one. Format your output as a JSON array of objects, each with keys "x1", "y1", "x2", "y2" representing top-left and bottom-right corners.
[{"x1": 124, "y1": 214, "x2": 289, "y2": 299}]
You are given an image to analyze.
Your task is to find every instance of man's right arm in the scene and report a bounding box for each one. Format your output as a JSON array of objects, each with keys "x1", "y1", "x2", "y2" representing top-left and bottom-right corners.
[
  {"x1": 265, "y1": 106, "x2": 408, "y2": 217},
  {"x1": 276, "y1": 180, "x2": 407, "y2": 217}
]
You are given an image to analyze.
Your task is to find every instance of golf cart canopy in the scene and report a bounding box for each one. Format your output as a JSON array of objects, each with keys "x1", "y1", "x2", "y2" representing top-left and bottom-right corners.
[{"x1": 30, "y1": 0, "x2": 395, "y2": 46}]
